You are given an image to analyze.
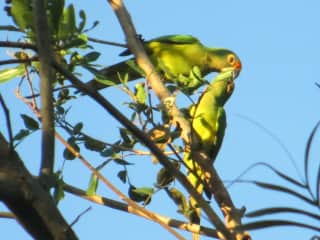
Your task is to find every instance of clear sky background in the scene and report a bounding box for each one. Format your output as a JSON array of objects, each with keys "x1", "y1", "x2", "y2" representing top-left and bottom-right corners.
[{"x1": 1, "y1": 1, "x2": 320, "y2": 239}]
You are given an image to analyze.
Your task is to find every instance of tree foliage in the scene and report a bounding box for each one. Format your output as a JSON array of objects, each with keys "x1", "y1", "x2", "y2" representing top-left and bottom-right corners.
[{"x1": 0, "y1": 1, "x2": 319, "y2": 240}]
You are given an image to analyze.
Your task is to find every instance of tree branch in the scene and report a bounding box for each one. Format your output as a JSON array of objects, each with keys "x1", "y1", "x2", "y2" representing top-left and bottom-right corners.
[
  {"x1": 55, "y1": 132, "x2": 185, "y2": 240},
  {"x1": 63, "y1": 183, "x2": 219, "y2": 238},
  {"x1": 32, "y1": 0, "x2": 55, "y2": 179},
  {"x1": 88, "y1": 37, "x2": 127, "y2": 48},
  {"x1": 0, "y1": 212, "x2": 15, "y2": 219},
  {"x1": 0, "y1": 57, "x2": 38, "y2": 66},
  {"x1": 53, "y1": 59, "x2": 230, "y2": 237},
  {"x1": 0, "y1": 94, "x2": 14, "y2": 153},
  {"x1": 0, "y1": 132, "x2": 78, "y2": 240},
  {"x1": 106, "y1": 0, "x2": 233, "y2": 238},
  {"x1": 0, "y1": 41, "x2": 37, "y2": 51}
]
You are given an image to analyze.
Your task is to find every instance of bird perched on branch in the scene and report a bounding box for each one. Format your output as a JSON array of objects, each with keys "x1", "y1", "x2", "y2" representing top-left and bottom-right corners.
[
  {"x1": 82, "y1": 34, "x2": 241, "y2": 94},
  {"x1": 185, "y1": 69, "x2": 237, "y2": 239}
]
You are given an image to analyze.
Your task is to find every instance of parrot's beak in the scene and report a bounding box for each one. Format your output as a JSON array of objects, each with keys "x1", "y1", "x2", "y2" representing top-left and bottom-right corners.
[
  {"x1": 233, "y1": 60, "x2": 242, "y2": 78},
  {"x1": 221, "y1": 66, "x2": 241, "y2": 79},
  {"x1": 221, "y1": 59, "x2": 242, "y2": 79},
  {"x1": 234, "y1": 60, "x2": 242, "y2": 71}
]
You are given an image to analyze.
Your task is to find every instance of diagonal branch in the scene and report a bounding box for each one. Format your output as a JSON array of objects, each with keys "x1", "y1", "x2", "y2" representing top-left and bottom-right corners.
[
  {"x1": 0, "y1": 132, "x2": 78, "y2": 240},
  {"x1": 0, "y1": 94, "x2": 14, "y2": 153},
  {"x1": 107, "y1": 0, "x2": 192, "y2": 144},
  {"x1": 63, "y1": 183, "x2": 219, "y2": 238},
  {"x1": 55, "y1": 132, "x2": 185, "y2": 240},
  {"x1": 107, "y1": 1, "x2": 236, "y2": 239},
  {"x1": 52, "y1": 59, "x2": 230, "y2": 238}
]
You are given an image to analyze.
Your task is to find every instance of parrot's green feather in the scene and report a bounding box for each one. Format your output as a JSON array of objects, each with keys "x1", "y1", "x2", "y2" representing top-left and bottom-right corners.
[
  {"x1": 148, "y1": 34, "x2": 201, "y2": 44},
  {"x1": 82, "y1": 34, "x2": 241, "y2": 94},
  {"x1": 185, "y1": 70, "x2": 236, "y2": 238}
]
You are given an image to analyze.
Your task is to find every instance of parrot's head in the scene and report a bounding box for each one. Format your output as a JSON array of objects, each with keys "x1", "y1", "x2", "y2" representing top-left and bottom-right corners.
[{"x1": 207, "y1": 48, "x2": 242, "y2": 78}]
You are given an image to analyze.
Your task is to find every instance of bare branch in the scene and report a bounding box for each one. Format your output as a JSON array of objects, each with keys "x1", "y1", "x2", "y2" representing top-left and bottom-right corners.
[
  {"x1": 106, "y1": 0, "x2": 233, "y2": 238},
  {"x1": 0, "y1": 57, "x2": 38, "y2": 66},
  {"x1": 69, "y1": 207, "x2": 92, "y2": 228},
  {"x1": 0, "y1": 41, "x2": 37, "y2": 51},
  {"x1": 64, "y1": 183, "x2": 219, "y2": 238},
  {"x1": 0, "y1": 212, "x2": 15, "y2": 219},
  {"x1": 55, "y1": 132, "x2": 185, "y2": 240},
  {"x1": 32, "y1": 0, "x2": 55, "y2": 178},
  {"x1": 88, "y1": 37, "x2": 127, "y2": 48},
  {"x1": 0, "y1": 132, "x2": 78, "y2": 240},
  {"x1": 53, "y1": 58, "x2": 229, "y2": 237},
  {"x1": 0, "y1": 94, "x2": 14, "y2": 153}
]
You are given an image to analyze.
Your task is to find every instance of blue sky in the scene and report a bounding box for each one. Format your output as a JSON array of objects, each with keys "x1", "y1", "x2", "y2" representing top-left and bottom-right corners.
[{"x1": 1, "y1": 0, "x2": 320, "y2": 239}]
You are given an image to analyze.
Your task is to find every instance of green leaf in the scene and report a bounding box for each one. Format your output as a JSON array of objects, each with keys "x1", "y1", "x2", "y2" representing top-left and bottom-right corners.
[
  {"x1": 95, "y1": 77, "x2": 117, "y2": 87},
  {"x1": 166, "y1": 187, "x2": 188, "y2": 216},
  {"x1": 78, "y1": 10, "x2": 86, "y2": 32},
  {"x1": 83, "y1": 66, "x2": 117, "y2": 87},
  {"x1": 128, "y1": 185, "x2": 152, "y2": 205},
  {"x1": 113, "y1": 158, "x2": 133, "y2": 166},
  {"x1": 240, "y1": 219, "x2": 320, "y2": 232},
  {"x1": 84, "y1": 137, "x2": 105, "y2": 152},
  {"x1": 86, "y1": 173, "x2": 99, "y2": 196},
  {"x1": 119, "y1": 128, "x2": 132, "y2": 144},
  {"x1": 10, "y1": 0, "x2": 33, "y2": 31},
  {"x1": 53, "y1": 172, "x2": 65, "y2": 204},
  {"x1": 117, "y1": 170, "x2": 127, "y2": 184},
  {"x1": 55, "y1": 105, "x2": 65, "y2": 115},
  {"x1": 20, "y1": 114, "x2": 39, "y2": 130},
  {"x1": 49, "y1": 0, "x2": 65, "y2": 34},
  {"x1": 117, "y1": 72, "x2": 129, "y2": 85},
  {"x1": 246, "y1": 207, "x2": 320, "y2": 221},
  {"x1": 58, "y1": 4, "x2": 76, "y2": 40},
  {"x1": 132, "y1": 187, "x2": 154, "y2": 196},
  {"x1": 0, "y1": 65, "x2": 25, "y2": 84},
  {"x1": 100, "y1": 147, "x2": 115, "y2": 157},
  {"x1": 13, "y1": 129, "x2": 30, "y2": 142},
  {"x1": 73, "y1": 122, "x2": 83, "y2": 134},
  {"x1": 83, "y1": 51, "x2": 100, "y2": 63},
  {"x1": 66, "y1": 35, "x2": 87, "y2": 48},
  {"x1": 63, "y1": 138, "x2": 79, "y2": 160},
  {"x1": 85, "y1": 20, "x2": 99, "y2": 32},
  {"x1": 156, "y1": 166, "x2": 175, "y2": 188}
]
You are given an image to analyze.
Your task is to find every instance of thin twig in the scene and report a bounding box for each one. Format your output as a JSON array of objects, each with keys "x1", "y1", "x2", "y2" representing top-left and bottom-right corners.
[
  {"x1": 64, "y1": 183, "x2": 219, "y2": 238},
  {"x1": 0, "y1": 212, "x2": 15, "y2": 219},
  {"x1": 55, "y1": 132, "x2": 185, "y2": 240},
  {"x1": 0, "y1": 57, "x2": 38, "y2": 66},
  {"x1": 107, "y1": 1, "x2": 233, "y2": 238},
  {"x1": 15, "y1": 90, "x2": 185, "y2": 239},
  {"x1": 88, "y1": 37, "x2": 127, "y2": 48},
  {"x1": 23, "y1": 60, "x2": 37, "y2": 109},
  {"x1": 52, "y1": 58, "x2": 228, "y2": 238},
  {"x1": 69, "y1": 207, "x2": 92, "y2": 227},
  {"x1": 0, "y1": 41, "x2": 37, "y2": 51},
  {"x1": 0, "y1": 94, "x2": 14, "y2": 153}
]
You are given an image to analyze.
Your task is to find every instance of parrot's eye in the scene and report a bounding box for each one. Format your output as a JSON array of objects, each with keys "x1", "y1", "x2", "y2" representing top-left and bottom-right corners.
[{"x1": 227, "y1": 54, "x2": 236, "y2": 65}]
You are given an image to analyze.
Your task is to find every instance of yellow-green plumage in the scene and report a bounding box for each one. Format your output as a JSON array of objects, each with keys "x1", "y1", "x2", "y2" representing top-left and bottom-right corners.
[
  {"x1": 84, "y1": 35, "x2": 241, "y2": 93},
  {"x1": 185, "y1": 70, "x2": 236, "y2": 239}
]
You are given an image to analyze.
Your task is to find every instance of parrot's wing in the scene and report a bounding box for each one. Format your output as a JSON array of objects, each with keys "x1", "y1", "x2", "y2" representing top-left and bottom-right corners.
[
  {"x1": 119, "y1": 34, "x2": 200, "y2": 56},
  {"x1": 149, "y1": 34, "x2": 200, "y2": 45}
]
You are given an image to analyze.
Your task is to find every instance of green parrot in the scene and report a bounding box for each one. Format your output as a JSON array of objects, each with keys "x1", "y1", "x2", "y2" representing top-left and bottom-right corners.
[
  {"x1": 184, "y1": 69, "x2": 236, "y2": 239},
  {"x1": 83, "y1": 34, "x2": 241, "y2": 93}
]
